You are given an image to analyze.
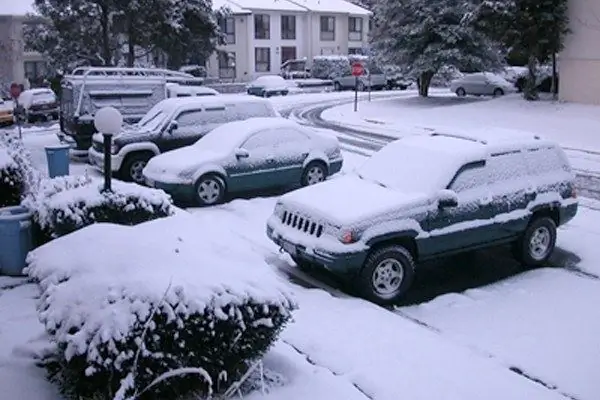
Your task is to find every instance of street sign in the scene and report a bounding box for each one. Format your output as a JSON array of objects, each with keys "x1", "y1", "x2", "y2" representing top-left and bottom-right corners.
[
  {"x1": 351, "y1": 62, "x2": 364, "y2": 77},
  {"x1": 10, "y1": 83, "x2": 21, "y2": 99}
]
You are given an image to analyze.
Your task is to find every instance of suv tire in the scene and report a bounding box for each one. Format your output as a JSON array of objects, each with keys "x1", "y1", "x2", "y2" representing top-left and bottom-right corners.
[
  {"x1": 194, "y1": 174, "x2": 226, "y2": 206},
  {"x1": 456, "y1": 87, "x2": 466, "y2": 97},
  {"x1": 301, "y1": 161, "x2": 327, "y2": 186},
  {"x1": 512, "y1": 216, "x2": 557, "y2": 267},
  {"x1": 357, "y1": 245, "x2": 416, "y2": 306},
  {"x1": 121, "y1": 153, "x2": 152, "y2": 184},
  {"x1": 493, "y1": 88, "x2": 505, "y2": 96}
]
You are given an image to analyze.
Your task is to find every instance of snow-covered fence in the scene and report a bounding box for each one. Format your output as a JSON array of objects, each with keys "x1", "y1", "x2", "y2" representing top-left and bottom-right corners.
[{"x1": 25, "y1": 213, "x2": 297, "y2": 400}]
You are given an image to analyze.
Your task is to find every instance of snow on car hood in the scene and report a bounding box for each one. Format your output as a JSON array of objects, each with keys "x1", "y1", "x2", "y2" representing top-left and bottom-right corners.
[
  {"x1": 144, "y1": 146, "x2": 226, "y2": 182},
  {"x1": 279, "y1": 174, "x2": 429, "y2": 225}
]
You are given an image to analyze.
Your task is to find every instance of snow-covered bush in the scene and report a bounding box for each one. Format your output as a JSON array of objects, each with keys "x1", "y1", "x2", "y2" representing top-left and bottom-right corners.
[
  {"x1": 25, "y1": 213, "x2": 297, "y2": 400},
  {"x1": 0, "y1": 128, "x2": 42, "y2": 197},
  {"x1": 311, "y1": 55, "x2": 351, "y2": 79},
  {"x1": 0, "y1": 146, "x2": 26, "y2": 207},
  {"x1": 23, "y1": 176, "x2": 175, "y2": 244}
]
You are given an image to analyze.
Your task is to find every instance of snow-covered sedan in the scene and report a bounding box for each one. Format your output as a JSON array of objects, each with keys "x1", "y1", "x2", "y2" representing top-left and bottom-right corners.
[
  {"x1": 450, "y1": 72, "x2": 517, "y2": 97},
  {"x1": 142, "y1": 117, "x2": 343, "y2": 206},
  {"x1": 247, "y1": 75, "x2": 290, "y2": 97}
]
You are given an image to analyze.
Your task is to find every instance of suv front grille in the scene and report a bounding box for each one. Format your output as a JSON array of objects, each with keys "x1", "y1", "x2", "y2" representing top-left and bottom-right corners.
[
  {"x1": 281, "y1": 211, "x2": 323, "y2": 237},
  {"x1": 92, "y1": 141, "x2": 103, "y2": 152}
]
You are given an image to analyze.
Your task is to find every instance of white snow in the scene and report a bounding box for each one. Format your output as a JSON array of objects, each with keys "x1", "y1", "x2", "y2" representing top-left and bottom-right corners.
[
  {"x1": 0, "y1": 146, "x2": 15, "y2": 169},
  {"x1": 229, "y1": 0, "x2": 307, "y2": 12},
  {"x1": 0, "y1": 0, "x2": 35, "y2": 15},
  {"x1": 249, "y1": 75, "x2": 290, "y2": 90},
  {"x1": 287, "y1": 0, "x2": 371, "y2": 15},
  {"x1": 212, "y1": 0, "x2": 251, "y2": 14}
]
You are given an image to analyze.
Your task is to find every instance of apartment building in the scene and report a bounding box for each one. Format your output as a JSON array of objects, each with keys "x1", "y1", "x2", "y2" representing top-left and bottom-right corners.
[
  {"x1": 559, "y1": 0, "x2": 600, "y2": 105},
  {"x1": 207, "y1": 0, "x2": 371, "y2": 81}
]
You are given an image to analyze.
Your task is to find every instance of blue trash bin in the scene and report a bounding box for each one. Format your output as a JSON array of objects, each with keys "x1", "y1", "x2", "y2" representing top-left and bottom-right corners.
[
  {"x1": 0, "y1": 205, "x2": 33, "y2": 276},
  {"x1": 45, "y1": 144, "x2": 71, "y2": 178}
]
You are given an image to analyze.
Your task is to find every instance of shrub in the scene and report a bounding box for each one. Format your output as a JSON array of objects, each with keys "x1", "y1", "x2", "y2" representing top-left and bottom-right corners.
[
  {"x1": 0, "y1": 146, "x2": 26, "y2": 207},
  {"x1": 25, "y1": 213, "x2": 297, "y2": 400},
  {"x1": 0, "y1": 129, "x2": 42, "y2": 196},
  {"x1": 22, "y1": 177, "x2": 175, "y2": 244},
  {"x1": 311, "y1": 55, "x2": 351, "y2": 79}
]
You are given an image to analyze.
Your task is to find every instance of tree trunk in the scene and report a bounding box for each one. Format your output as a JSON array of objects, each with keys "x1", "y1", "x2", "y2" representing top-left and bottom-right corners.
[
  {"x1": 418, "y1": 71, "x2": 434, "y2": 97},
  {"x1": 100, "y1": 5, "x2": 112, "y2": 66},
  {"x1": 551, "y1": 52, "x2": 558, "y2": 100},
  {"x1": 127, "y1": 18, "x2": 135, "y2": 68},
  {"x1": 524, "y1": 55, "x2": 539, "y2": 101}
]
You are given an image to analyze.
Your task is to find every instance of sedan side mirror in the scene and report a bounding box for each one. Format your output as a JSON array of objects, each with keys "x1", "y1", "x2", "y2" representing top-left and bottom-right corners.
[
  {"x1": 437, "y1": 189, "x2": 458, "y2": 208},
  {"x1": 167, "y1": 120, "x2": 178, "y2": 133},
  {"x1": 234, "y1": 148, "x2": 250, "y2": 159}
]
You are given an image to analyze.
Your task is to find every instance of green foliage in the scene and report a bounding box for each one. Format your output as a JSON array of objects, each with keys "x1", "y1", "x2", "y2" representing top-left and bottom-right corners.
[{"x1": 371, "y1": 0, "x2": 503, "y2": 97}]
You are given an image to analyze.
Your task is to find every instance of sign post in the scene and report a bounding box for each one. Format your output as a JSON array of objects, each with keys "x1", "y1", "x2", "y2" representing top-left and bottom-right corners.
[
  {"x1": 9, "y1": 83, "x2": 22, "y2": 139},
  {"x1": 351, "y1": 62, "x2": 364, "y2": 112}
]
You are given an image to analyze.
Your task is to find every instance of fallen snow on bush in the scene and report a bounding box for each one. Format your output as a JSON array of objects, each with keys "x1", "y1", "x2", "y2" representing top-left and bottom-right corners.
[
  {"x1": 25, "y1": 212, "x2": 297, "y2": 398},
  {"x1": 0, "y1": 146, "x2": 15, "y2": 169}
]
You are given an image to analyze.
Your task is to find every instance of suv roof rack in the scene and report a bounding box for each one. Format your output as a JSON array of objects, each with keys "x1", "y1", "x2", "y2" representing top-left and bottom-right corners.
[{"x1": 430, "y1": 132, "x2": 488, "y2": 145}]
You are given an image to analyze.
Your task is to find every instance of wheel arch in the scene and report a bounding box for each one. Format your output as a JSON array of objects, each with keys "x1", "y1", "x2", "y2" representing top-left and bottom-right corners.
[
  {"x1": 192, "y1": 165, "x2": 228, "y2": 185},
  {"x1": 365, "y1": 232, "x2": 420, "y2": 261},
  {"x1": 530, "y1": 204, "x2": 560, "y2": 227}
]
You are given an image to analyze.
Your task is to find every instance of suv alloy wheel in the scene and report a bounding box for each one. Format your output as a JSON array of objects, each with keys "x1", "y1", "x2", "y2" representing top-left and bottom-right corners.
[
  {"x1": 512, "y1": 216, "x2": 557, "y2": 267},
  {"x1": 122, "y1": 153, "x2": 152, "y2": 184}
]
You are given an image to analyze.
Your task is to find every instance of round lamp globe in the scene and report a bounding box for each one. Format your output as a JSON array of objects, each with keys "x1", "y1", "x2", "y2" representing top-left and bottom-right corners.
[{"x1": 94, "y1": 106, "x2": 123, "y2": 135}]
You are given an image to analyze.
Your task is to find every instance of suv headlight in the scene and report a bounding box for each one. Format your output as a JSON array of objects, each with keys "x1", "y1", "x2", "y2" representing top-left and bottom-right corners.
[{"x1": 273, "y1": 201, "x2": 284, "y2": 218}]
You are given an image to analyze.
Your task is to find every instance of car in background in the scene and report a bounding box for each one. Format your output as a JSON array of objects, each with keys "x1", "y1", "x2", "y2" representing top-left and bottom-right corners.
[
  {"x1": 450, "y1": 72, "x2": 516, "y2": 97},
  {"x1": 267, "y1": 129, "x2": 577, "y2": 305},
  {"x1": 247, "y1": 75, "x2": 290, "y2": 97},
  {"x1": 0, "y1": 98, "x2": 14, "y2": 127},
  {"x1": 166, "y1": 83, "x2": 219, "y2": 97},
  {"x1": 280, "y1": 59, "x2": 311, "y2": 80},
  {"x1": 88, "y1": 96, "x2": 279, "y2": 184},
  {"x1": 143, "y1": 117, "x2": 343, "y2": 206},
  {"x1": 17, "y1": 88, "x2": 59, "y2": 123}
]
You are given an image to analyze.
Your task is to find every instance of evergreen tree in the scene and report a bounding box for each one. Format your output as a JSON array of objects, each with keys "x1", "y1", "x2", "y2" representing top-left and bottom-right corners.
[
  {"x1": 475, "y1": 0, "x2": 570, "y2": 100},
  {"x1": 371, "y1": 0, "x2": 503, "y2": 97}
]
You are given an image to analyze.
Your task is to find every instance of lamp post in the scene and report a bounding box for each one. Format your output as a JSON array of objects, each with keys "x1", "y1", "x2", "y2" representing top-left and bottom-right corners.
[{"x1": 93, "y1": 107, "x2": 123, "y2": 192}]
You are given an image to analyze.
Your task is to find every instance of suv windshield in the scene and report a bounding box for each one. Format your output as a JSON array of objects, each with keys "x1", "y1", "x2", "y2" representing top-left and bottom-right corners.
[
  {"x1": 357, "y1": 142, "x2": 455, "y2": 193},
  {"x1": 137, "y1": 107, "x2": 169, "y2": 131}
]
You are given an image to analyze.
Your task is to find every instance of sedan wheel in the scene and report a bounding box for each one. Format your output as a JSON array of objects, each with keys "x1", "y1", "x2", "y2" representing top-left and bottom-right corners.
[
  {"x1": 195, "y1": 175, "x2": 225, "y2": 206},
  {"x1": 456, "y1": 87, "x2": 466, "y2": 97},
  {"x1": 301, "y1": 162, "x2": 327, "y2": 186}
]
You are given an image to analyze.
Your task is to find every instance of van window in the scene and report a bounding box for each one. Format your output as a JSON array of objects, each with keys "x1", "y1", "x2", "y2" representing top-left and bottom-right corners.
[
  {"x1": 485, "y1": 150, "x2": 528, "y2": 183},
  {"x1": 524, "y1": 146, "x2": 571, "y2": 175}
]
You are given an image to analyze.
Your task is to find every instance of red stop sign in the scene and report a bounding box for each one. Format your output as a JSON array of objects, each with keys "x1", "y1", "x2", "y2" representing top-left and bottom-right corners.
[
  {"x1": 10, "y1": 83, "x2": 21, "y2": 99},
  {"x1": 351, "y1": 62, "x2": 364, "y2": 77}
]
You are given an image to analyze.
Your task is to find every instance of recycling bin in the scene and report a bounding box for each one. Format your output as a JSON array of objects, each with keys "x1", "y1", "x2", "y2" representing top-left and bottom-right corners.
[
  {"x1": 0, "y1": 205, "x2": 33, "y2": 276},
  {"x1": 44, "y1": 144, "x2": 71, "y2": 178}
]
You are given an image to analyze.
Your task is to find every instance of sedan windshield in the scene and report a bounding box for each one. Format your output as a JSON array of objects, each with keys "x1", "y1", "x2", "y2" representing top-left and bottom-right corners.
[{"x1": 356, "y1": 142, "x2": 456, "y2": 193}]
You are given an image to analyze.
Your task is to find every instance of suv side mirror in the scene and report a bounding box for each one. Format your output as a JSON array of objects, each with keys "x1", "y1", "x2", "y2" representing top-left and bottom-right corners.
[
  {"x1": 168, "y1": 120, "x2": 178, "y2": 133},
  {"x1": 437, "y1": 189, "x2": 458, "y2": 208},
  {"x1": 234, "y1": 148, "x2": 250, "y2": 159}
]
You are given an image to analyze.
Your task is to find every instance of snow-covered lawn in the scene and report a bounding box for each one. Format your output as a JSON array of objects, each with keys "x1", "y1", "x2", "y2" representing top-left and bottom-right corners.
[
  {"x1": 2, "y1": 92, "x2": 600, "y2": 400},
  {"x1": 321, "y1": 93, "x2": 600, "y2": 153}
]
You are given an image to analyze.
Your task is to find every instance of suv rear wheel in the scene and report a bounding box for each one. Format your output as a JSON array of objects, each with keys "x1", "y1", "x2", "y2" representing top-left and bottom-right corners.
[
  {"x1": 356, "y1": 245, "x2": 416, "y2": 306},
  {"x1": 512, "y1": 216, "x2": 557, "y2": 266}
]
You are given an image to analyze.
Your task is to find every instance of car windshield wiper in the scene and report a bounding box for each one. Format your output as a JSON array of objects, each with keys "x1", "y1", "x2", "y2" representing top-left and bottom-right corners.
[{"x1": 356, "y1": 172, "x2": 387, "y2": 188}]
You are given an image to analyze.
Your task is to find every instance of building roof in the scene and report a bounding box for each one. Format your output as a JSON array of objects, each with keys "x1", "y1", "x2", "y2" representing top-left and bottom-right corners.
[
  {"x1": 288, "y1": 0, "x2": 371, "y2": 15},
  {"x1": 212, "y1": 0, "x2": 251, "y2": 14},
  {"x1": 0, "y1": 0, "x2": 35, "y2": 16},
  {"x1": 227, "y1": 0, "x2": 307, "y2": 12}
]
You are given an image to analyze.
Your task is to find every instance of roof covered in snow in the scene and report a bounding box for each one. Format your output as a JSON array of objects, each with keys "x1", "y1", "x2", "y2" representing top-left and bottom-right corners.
[
  {"x1": 0, "y1": 0, "x2": 35, "y2": 16},
  {"x1": 288, "y1": 0, "x2": 371, "y2": 15},
  {"x1": 212, "y1": 0, "x2": 251, "y2": 14},
  {"x1": 227, "y1": 0, "x2": 307, "y2": 12}
]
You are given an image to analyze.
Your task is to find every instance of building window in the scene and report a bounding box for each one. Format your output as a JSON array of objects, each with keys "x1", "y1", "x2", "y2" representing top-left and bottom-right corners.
[
  {"x1": 320, "y1": 16, "x2": 335, "y2": 41},
  {"x1": 219, "y1": 17, "x2": 235, "y2": 44},
  {"x1": 24, "y1": 61, "x2": 47, "y2": 80},
  {"x1": 254, "y1": 14, "x2": 270, "y2": 40},
  {"x1": 348, "y1": 48, "x2": 363, "y2": 55},
  {"x1": 218, "y1": 52, "x2": 236, "y2": 79},
  {"x1": 255, "y1": 47, "x2": 271, "y2": 72},
  {"x1": 348, "y1": 17, "x2": 363, "y2": 41},
  {"x1": 281, "y1": 46, "x2": 297, "y2": 64},
  {"x1": 281, "y1": 15, "x2": 296, "y2": 40}
]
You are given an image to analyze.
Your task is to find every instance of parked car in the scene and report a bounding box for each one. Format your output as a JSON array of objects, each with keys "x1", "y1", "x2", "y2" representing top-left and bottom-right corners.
[
  {"x1": 59, "y1": 67, "x2": 204, "y2": 152},
  {"x1": 280, "y1": 59, "x2": 311, "y2": 80},
  {"x1": 88, "y1": 96, "x2": 280, "y2": 184},
  {"x1": 333, "y1": 60, "x2": 387, "y2": 91},
  {"x1": 247, "y1": 75, "x2": 290, "y2": 97},
  {"x1": 266, "y1": 129, "x2": 578, "y2": 305},
  {"x1": 450, "y1": 72, "x2": 516, "y2": 97},
  {"x1": 17, "y1": 88, "x2": 59, "y2": 123},
  {"x1": 0, "y1": 98, "x2": 14, "y2": 127},
  {"x1": 143, "y1": 117, "x2": 343, "y2": 206}
]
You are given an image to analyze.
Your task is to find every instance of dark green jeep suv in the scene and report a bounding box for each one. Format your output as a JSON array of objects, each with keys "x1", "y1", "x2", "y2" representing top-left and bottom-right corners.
[{"x1": 266, "y1": 130, "x2": 578, "y2": 305}]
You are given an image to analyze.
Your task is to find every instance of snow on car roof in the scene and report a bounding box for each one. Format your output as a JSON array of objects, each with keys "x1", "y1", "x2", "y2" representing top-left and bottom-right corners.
[{"x1": 155, "y1": 94, "x2": 268, "y2": 113}]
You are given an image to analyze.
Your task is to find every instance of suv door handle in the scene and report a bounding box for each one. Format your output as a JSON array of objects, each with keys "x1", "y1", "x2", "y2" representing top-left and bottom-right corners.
[{"x1": 266, "y1": 158, "x2": 275, "y2": 163}]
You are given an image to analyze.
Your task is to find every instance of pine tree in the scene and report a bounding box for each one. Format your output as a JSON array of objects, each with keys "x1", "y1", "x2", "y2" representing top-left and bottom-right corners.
[
  {"x1": 371, "y1": 0, "x2": 503, "y2": 97},
  {"x1": 475, "y1": 0, "x2": 570, "y2": 100}
]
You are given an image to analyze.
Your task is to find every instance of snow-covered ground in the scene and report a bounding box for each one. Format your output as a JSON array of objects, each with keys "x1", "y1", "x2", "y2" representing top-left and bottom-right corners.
[{"x1": 2, "y1": 92, "x2": 600, "y2": 400}]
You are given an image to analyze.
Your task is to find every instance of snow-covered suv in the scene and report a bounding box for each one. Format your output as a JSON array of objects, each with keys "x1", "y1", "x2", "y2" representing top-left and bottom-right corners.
[{"x1": 266, "y1": 130, "x2": 578, "y2": 305}]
